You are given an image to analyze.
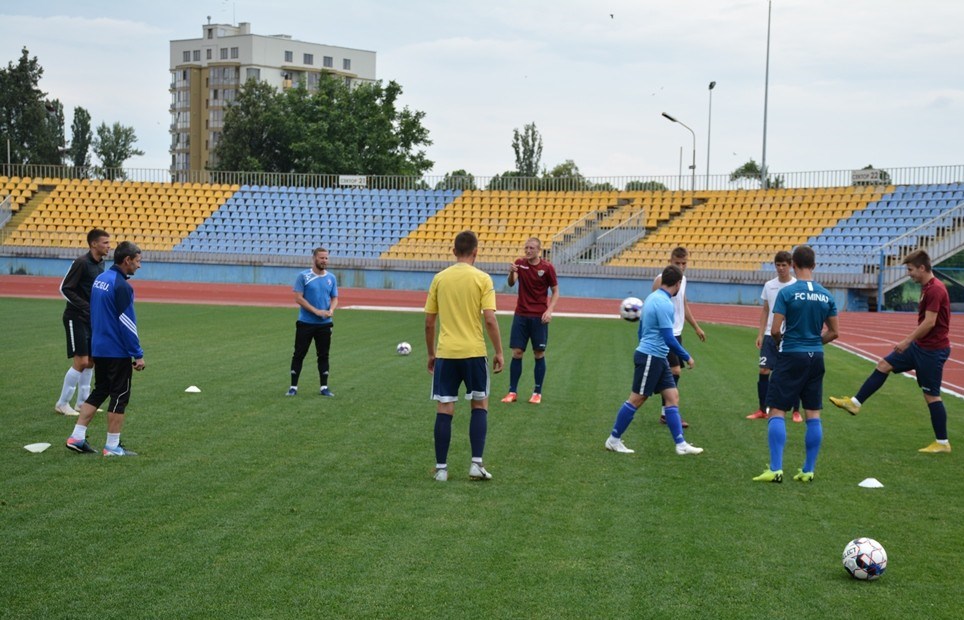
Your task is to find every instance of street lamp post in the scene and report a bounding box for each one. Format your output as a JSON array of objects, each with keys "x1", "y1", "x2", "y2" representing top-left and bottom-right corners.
[
  {"x1": 662, "y1": 112, "x2": 696, "y2": 207},
  {"x1": 706, "y1": 81, "x2": 716, "y2": 189},
  {"x1": 761, "y1": 0, "x2": 772, "y2": 189}
]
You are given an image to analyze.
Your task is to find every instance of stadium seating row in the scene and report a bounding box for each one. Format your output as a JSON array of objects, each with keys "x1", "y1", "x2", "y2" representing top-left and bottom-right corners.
[{"x1": 4, "y1": 177, "x2": 964, "y2": 270}]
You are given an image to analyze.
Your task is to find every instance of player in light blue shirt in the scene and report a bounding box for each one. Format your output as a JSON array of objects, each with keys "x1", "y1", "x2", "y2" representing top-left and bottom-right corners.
[
  {"x1": 754, "y1": 245, "x2": 839, "y2": 483},
  {"x1": 287, "y1": 247, "x2": 339, "y2": 397},
  {"x1": 605, "y1": 265, "x2": 703, "y2": 456}
]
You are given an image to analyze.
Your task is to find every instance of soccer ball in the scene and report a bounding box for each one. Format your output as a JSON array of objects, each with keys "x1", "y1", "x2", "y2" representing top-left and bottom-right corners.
[
  {"x1": 619, "y1": 296, "x2": 644, "y2": 322},
  {"x1": 396, "y1": 341, "x2": 412, "y2": 356},
  {"x1": 842, "y1": 537, "x2": 887, "y2": 580}
]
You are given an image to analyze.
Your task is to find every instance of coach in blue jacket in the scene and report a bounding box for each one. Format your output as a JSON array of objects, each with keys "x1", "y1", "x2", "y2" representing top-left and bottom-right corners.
[{"x1": 66, "y1": 241, "x2": 145, "y2": 457}]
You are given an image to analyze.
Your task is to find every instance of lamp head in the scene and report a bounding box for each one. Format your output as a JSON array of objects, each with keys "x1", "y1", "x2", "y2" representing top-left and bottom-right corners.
[
  {"x1": 709, "y1": 81, "x2": 717, "y2": 90},
  {"x1": 661, "y1": 112, "x2": 678, "y2": 123}
]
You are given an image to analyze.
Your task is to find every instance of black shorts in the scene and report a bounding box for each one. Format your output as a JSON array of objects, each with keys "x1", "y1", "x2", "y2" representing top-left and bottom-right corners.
[
  {"x1": 86, "y1": 357, "x2": 134, "y2": 414},
  {"x1": 63, "y1": 316, "x2": 92, "y2": 358},
  {"x1": 667, "y1": 334, "x2": 684, "y2": 369}
]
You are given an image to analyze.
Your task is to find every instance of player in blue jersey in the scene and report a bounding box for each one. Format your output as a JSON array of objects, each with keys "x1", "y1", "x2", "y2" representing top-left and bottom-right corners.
[
  {"x1": 287, "y1": 247, "x2": 338, "y2": 397},
  {"x1": 604, "y1": 265, "x2": 703, "y2": 456},
  {"x1": 753, "y1": 245, "x2": 839, "y2": 483},
  {"x1": 65, "y1": 241, "x2": 145, "y2": 456}
]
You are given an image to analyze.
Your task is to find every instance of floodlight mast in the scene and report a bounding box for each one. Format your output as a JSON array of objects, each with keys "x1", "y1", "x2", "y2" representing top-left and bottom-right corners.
[{"x1": 662, "y1": 112, "x2": 696, "y2": 207}]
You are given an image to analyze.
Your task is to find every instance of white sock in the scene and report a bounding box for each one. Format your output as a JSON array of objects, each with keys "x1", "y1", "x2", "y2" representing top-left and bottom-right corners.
[
  {"x1": 435, "y1": 464, "x2": 446, "y2": 470},
  {"x1": 851, "y1": 397, "x2": 861, "y2": 407},
  {"x1": 937, "y1": 439, "x2": 950, "y2": 445},
  {"x1": 58, "y1": 368, "x2": 82, "y2": 405},
  {"x1": 289, "y1": 386, "x2": 298, "y2": 391},
  {"x1": 70, "y1": 424, "x2": 87, "y2": 441},
  {"x1": 320, "y1": 385, "x2": 328, "y2": 390},
  {"x1": 76, "y1": 368, "x2": 94, "y2": 406},
  {"x1": 105, "y1": 433, "x2": 120, "y2": 450},
  {"x1": 472, "y1": 457, "x2": 483, "y2": 464}
]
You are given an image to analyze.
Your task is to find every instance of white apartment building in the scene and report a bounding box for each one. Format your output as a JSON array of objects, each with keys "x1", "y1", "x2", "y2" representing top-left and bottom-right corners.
[{"x1": 169, "y1": 21, "x2": 376, "y2": 177}]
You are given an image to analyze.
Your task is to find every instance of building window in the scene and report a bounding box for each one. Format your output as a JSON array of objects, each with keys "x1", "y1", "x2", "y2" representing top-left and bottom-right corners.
[
  {"x1": 284, "y1": 50, "x2": 293, "y2": 62},
  {"x1": 323, "y1": 56, "x2": 333, "y2": 68},
  {"x1": 343, "y1": 58, "x2": 351, "y2": 71},
  {"x1": 207, "y1": 28, "x2": 214, "y2": 39},
  {"x1": 220, "y1": 48, "x2": 228, "y2": 60},
  {"x1": 230, "y1": 47, "x2": 239, "y2": 59},
  {"x1": 304, "y1": 53, "x2": 314, "y2": 65},
  {"x1": 192, "y1": 50, "x2": 200, "y2": 61},
  {"x1": 246, "y1": 68, "x2": 260, "y2": 81},
  {"x1": 182, "y1": 50, "x2": 190, "y2": 62},
  {"x1": 206, "y1": 49, "x2": 212, "y2": 60}
]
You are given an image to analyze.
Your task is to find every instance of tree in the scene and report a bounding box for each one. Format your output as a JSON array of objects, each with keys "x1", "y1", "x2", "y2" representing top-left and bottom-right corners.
[
  {"x1": 544, "y1": 159, "x2": 589, "y2": 190},
  {"x1": 729, "y1": 158, "x2": 784, "y2": 189},
  {"x1": 625, "y1": 180, "x2": 669, "y2": 191},
  {"x1": 215, "y1": 75, "x2": 433, "y2": 176},
  {"x1": 68, "y1": 106, "x2": 92, "y2": 170},
  {"x1": 487, "y1": 170, "x2": 530, "y2": 191},
  {"x1": 92, "y1": 122, "x2": 144, "y2": 180},
  {"x1": 0, "y1": 47, "x2": 64, "y2": 165},
  {"x1": 435, "y1": 169, "x2": 476, "y2": 191},
  {"x1": 512, "y1": 122, "x2": 543, "y2": 177},
  {"x1": 215, "y1": 80, "x2": 294, "y2": 172}
]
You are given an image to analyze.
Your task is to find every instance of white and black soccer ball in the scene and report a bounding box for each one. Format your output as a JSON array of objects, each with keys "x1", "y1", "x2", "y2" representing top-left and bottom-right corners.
[
  {"x1": 396, "y1": 341, "x2": 412, "y2": 356},
  {"x1": 842, "y1": 537, "x2": 887, "y2": 580},
  {"x1": 619, "y1": 296, "x2": 644, "y2": 322}
]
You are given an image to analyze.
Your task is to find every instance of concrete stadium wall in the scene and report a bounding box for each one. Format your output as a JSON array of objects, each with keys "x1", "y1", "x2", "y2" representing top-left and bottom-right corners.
[{"x1": 1, "y1": 255, "x2": 857, "y2": 309}]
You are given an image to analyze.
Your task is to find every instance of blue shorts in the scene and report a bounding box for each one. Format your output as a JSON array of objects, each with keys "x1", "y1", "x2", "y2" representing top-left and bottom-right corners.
[
  {"x1": 431, "y1": 357, "x2": 490, "y2": 403},
  {"x1": 509, "y1": 315, "x2": 548, "y2": 352},
  {"x1": 766, "y1": 351, "x2": 825, "y2": 411},
  {"x1": 884, "y1": 343, "x2": 950, "y2": 397},
  {"x1": 632, "y1": 351, "x2": 676, "y2": 397},
  {"x1": 759, "y1": 335, "x2": 779, "y2": 370}
]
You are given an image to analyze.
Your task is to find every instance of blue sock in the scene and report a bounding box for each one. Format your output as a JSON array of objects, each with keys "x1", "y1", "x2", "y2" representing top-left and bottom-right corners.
[
  {"x1": 803, "y1": 418, "x2": 823, "y2": 473},
  {"x1": 767, "y1": 416, "x2": 786, "y2": 471},
  {"x1": 928, "y1": 400, "x2": 948, "y2": 440},
  {"x1": 612, "y1": 401, "x2": 638, "y2": 437},
  {"x1": 469, "y1": 408, "x2": 487, "y2": 458},
  {"x1": 757, "y1": 374, "x2": 769, "y2": 410},
  {"x1": 663, "y1": 405, "x2": 684, "y2": 444},
  {"x1": 855, "y1": 370, "x2": 888, "y2": 404},
  {"x1": 533, "y1": 357, "x2": 546, "y2": 394},
  {"x1": 509, "y1": 358, "x2": 522, "y2": 393},
  {"x1": 434, "y1": 413, "x2": 452, "y2": 465}
]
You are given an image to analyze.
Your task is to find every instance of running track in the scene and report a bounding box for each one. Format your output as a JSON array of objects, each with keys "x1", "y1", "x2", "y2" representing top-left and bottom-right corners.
[{"x1": 4, "y1": 275, "x2": 962, "y2": 396}]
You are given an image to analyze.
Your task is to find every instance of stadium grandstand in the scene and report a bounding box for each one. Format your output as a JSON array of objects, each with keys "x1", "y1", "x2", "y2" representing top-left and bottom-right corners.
[{"x1": 2, "y1": 164, "x2": 963, "y2": 311}]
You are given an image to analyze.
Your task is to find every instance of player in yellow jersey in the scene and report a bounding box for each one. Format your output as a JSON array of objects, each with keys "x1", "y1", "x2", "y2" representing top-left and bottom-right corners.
[{"x1": 425, "y1": 230, "x2": 504, "y2": 482}]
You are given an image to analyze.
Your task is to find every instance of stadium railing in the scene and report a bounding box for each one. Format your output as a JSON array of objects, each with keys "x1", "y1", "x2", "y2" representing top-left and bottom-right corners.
[{"x1": 2, "y1": 164, "x2": 964, "y2": 193}]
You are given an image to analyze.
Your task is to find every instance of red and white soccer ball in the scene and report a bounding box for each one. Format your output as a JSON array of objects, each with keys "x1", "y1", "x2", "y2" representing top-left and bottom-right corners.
[
  {"x1": 842, "y1": 537, "x2": 887, "y2": 580},
  {"x1": 619, "y1": 296, "x2": 644, "y2": 322},
  {"x1": 396, "y1": 341, "x2": 412, "y2": 356}
]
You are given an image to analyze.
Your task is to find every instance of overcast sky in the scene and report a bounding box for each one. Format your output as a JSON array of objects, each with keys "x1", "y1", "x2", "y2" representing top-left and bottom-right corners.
[{"x1": 2, "y1": 0, "x2": 962, "y2": 181}]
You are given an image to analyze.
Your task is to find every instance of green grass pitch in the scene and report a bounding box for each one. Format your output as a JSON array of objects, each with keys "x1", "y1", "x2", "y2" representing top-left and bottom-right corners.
[{"x1": 1, "y1": 298, "x2": 962, "y2": 618}]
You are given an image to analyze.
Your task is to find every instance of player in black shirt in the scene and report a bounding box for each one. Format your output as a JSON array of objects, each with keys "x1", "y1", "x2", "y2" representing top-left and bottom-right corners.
[{"x1": 55, "y1": 229, "x2": 111, "y2": 416}]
